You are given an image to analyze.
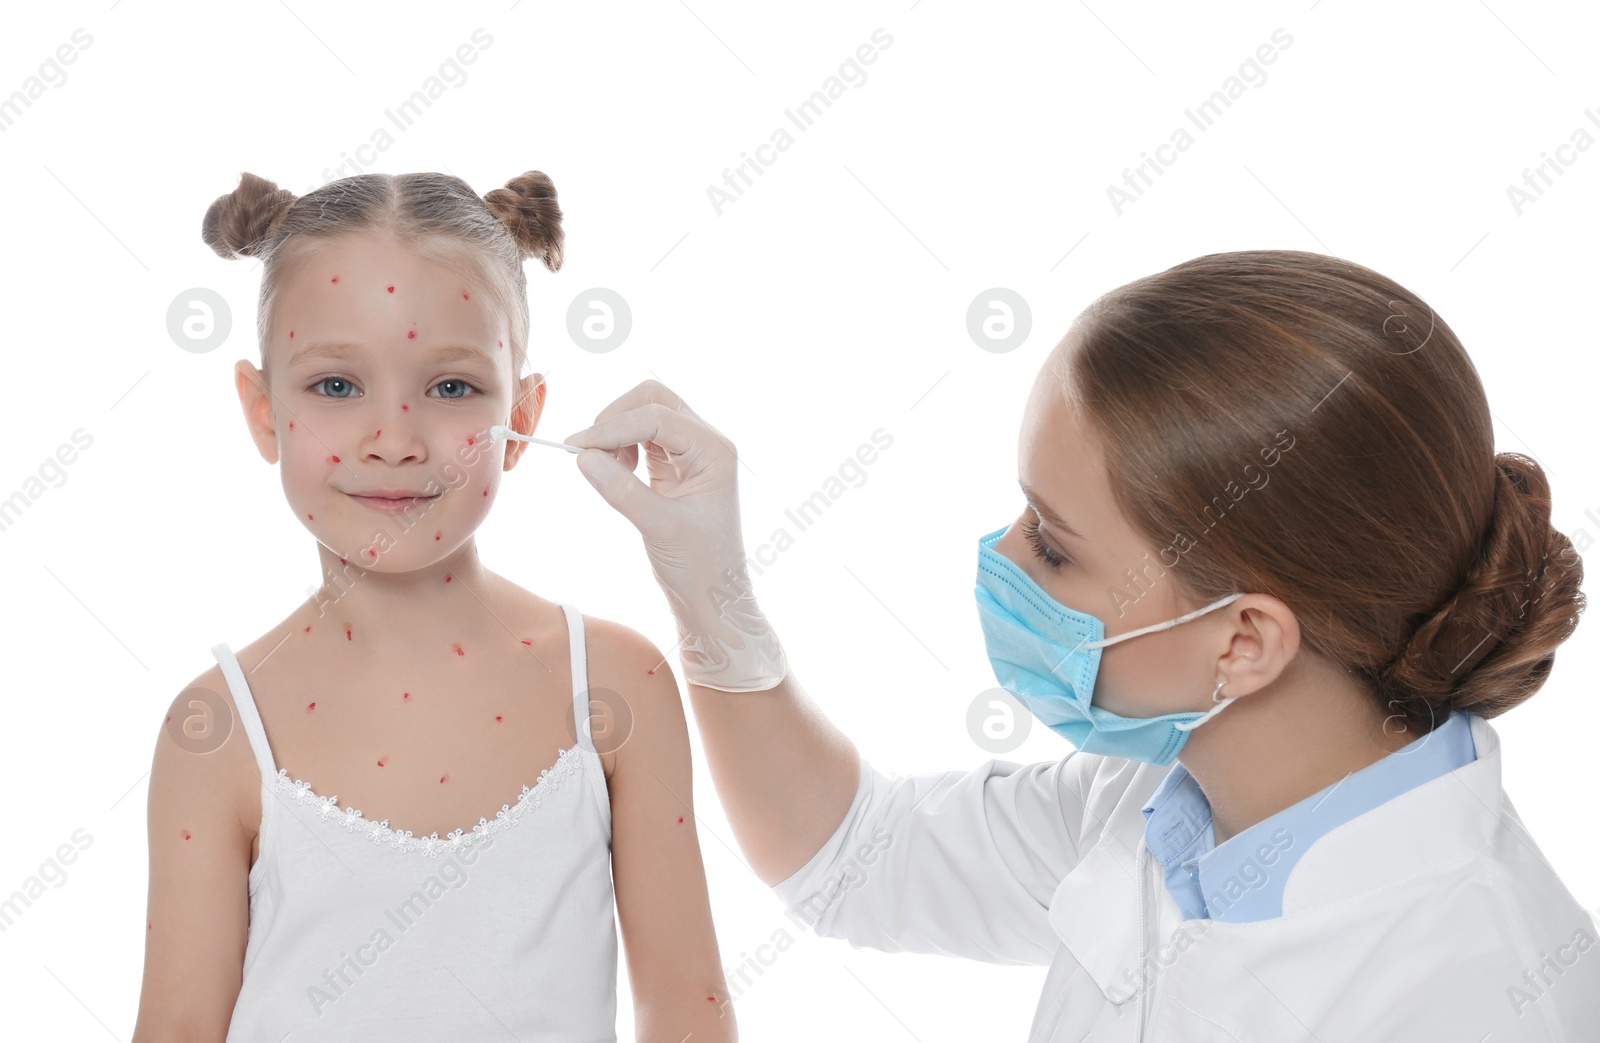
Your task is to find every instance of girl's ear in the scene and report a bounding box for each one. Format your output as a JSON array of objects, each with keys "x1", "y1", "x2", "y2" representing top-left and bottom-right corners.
[
  {"x1": 234, "y1": 360, "x2": 280, "y2": 465},
  {"x1": 503, "y1": 373, "x2": 548, "y2": 471}
]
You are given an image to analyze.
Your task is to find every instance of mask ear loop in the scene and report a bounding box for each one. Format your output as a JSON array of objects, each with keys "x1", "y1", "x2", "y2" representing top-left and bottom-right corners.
[{"x1": 1173, "y1": 678, "x2": 1236, "y2": 732}]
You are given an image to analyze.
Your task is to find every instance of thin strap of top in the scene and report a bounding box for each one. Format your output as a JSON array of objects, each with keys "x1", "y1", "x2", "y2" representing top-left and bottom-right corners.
[
  {"x1": 561, "y1": 602, "x2": 596, "y2": 757},
  {"x1": 210, "y1": 641, "x2": 279, "y2": 784}
]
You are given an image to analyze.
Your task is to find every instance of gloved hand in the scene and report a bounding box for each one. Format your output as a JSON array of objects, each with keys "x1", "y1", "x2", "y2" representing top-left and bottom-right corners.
[{"x1": 561, "y1": 379, "x2": 789, "y2": 693}]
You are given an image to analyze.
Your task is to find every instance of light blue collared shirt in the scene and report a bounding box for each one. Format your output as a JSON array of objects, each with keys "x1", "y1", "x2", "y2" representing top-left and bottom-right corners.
[{"x1": 1139, "y1": 709, "x2": 1478, "y2": 922}]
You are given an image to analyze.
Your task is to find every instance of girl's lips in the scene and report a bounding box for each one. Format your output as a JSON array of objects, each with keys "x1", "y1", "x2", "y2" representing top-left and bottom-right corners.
[{"x1": 348, "y1": 493, "x2": 439, "y2": 513}]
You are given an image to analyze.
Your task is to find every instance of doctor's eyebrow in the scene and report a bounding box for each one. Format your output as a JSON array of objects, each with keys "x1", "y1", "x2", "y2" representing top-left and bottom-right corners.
[{"x1": 1018, "y1": 481, "x2": 1085, "y2": 540}]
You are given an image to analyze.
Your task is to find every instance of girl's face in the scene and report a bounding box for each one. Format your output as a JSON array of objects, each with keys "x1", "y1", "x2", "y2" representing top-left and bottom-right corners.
[
  {"x1": 997, "y1": 332, "x2": 1250, "y2": 719},
  {"x1": 235, "y1": 230, "x2": 542, "y2": 571}
]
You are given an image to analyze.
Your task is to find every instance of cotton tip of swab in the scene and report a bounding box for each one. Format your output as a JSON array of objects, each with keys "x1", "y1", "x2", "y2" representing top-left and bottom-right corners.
[{"x1": 489, "y1": 424, "x2": 514, "y2": 443}]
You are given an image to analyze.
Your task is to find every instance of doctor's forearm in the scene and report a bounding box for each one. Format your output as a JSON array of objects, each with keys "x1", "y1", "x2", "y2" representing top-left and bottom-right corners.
[{"x1": 686, "y1": 666, "x2": 861, "y2": 887}]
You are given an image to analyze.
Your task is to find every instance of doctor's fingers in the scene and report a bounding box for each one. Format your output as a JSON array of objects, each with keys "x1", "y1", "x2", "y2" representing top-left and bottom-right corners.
[{"x1": 563, "y1": 396, "x2": 737, "y2": 468}]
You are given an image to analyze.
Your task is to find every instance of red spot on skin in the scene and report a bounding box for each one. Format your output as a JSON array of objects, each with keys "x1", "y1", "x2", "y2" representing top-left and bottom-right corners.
[
  {"x1": 387, "y1": 285, "x2": 395, "y2": 293},
  {"x1": 165, "y1": 715, "x2": 171, "y2": 723},
  {"x1": 182, "y1": 830, "x2": 191, "y2": 840},
  {"x1": 289, "y1": 421, "x2": 294, "y2": 429},
  {"x1": 466, "y1": 436, "x2": 475, "y2": 446},
  {"x1": 439, "y1": 772, "x2": 449, "y2": 784},
  {"x1": 331, "y1": 276, "x2": 339, "y2": 283},
  {"x1": 403, "y1": 691, "x2": 411, "y2": 701},
  {"x1": 647, "y1": 669, "x2": 655, "y2": 675},
  {"x1": 340, "y1": 557, "x2": 347, "y2": 565},
  {"x1": 307, "y1": 702, "x2": 316, "y2": 712},
  {"x1": 444, "y1": 574, "x2": 452, "y2": 583},
  {"x1": 375, "y1": 430, "x2": 381, "y2": 438},
  {"x1": 452, "y1": 643, "x2": 464, "y2": 656},
  {"x1": 497, "y1": 340, "x2": 503, "y2": 348},
  {"x1": 483, "y1": 488, "x2": 488, "y2": 497},
  {"x1": 435, "y1": 530, "x2": 442, "y2": 541},
  {"x1": 408, "y1": 330, "x2": 416, "y2": 339},
  {"x1": 707, "y1": 996, "x2": 714, "y2": 1003},
  {"x1": 345, "y1": 626, "x2": 352, "y2": 640},
  {"x1": 307, "y1": 513, "x2": 313, "y2": 520},
  {"x1": 495, "y1": 715, "x2": 503, "y2": 722},
  {"x1": 402, "y1": 403, "x2": 409, "y2": 411},
  {"x1": 521, "y1": 639, "x2": 532, "y2": 646},
  {"x1": 463, "y1": 291, "x2": 470, "y2": 300},
  {"x1": 329, "y1": 455, "x2": 341, "y2": 464},
  {"x1": 367, "y1": 548, "x2": 376, "y2": 558},
  {"x1": 679, "y1": 817, "x2": 685, "y2": 824},
  {"x1": 377, "y1": 758, "x2": 386, "y2": 767},
  {"x1": 289, "y1": 330, "x2": 294, "y2": 338},
  {"x1": 304, "y1": 626, "x2": 311, "y2": 632}
]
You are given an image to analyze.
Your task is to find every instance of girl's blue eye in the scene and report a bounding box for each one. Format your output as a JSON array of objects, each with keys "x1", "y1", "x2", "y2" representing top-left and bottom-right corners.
[
  {"x1": 431, "y1": 379, "x2": 478, "y2": 400},
  {"x1": 309, "y1": 377, "x2": 358, "y2": 399},
  {"x1": 1021, "y1": 515, "x2": 1071, "y2": 571}
]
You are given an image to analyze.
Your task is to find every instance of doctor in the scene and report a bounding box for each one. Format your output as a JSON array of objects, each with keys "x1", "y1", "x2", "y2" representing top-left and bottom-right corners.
[{"x1": 558, "y1": 249, "x2": 1599, "y2": 1041}]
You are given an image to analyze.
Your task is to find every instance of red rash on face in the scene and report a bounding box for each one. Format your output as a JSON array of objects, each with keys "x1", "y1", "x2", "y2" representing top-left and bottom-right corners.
[
  {"x1": 463, "y1": 292, "x2": 470, "y2": 300},
  {"x1": 367, "y1": 549, "x2": 376, "y2": 558},
  {"x1": 307, "y1": 513, "x2": 314, "y2": 520},
  {"x1": 402, "y1": 404, "x2": 409, "y2": 411},
  {"x1": 435, "y1": 531, "x2": 442, "y2": 541},
  {"x1": 403, "y1": 692, "x2": 411, "y2": 701},
  {"x1": 289, "y1": 330, "x2": 294, "y2": 339},
  {"x1": 182, "y1": 830, "x2": 191, "y2": 840},
  {"x1": 444, "y1": 574, "x2": 452, "y2": 583},
  {"x1": 345, "y1": 626, "x2": 352, "y2": 640},
  {"x1": 408, "y1": 331, "x2": 416, "y2": 339},
  {"x1": 521, "y1": 639, "x2": 531, "y2": 646},
  {"x1": 307, "y1": 702, "x2": 316, "y2": 712},
  {"x1": 495, "y1": 715, "x2": 503, "y2": 722},
  {"x1": 387, "y1": 285, "x2": 395, "y2": 293},
  {"x1": 466, "y1": 436, "x2": 475, "y2": 446},
  {"x1": 377, "y1": 758, "x2": 386, "y2": 767},
  {"x1": 678, "y1": 817, "x2": 685, "y2": 824},
  {"x1": 483, "y1": 488, "x2": 488, "y2": 497},
  {"x1": 304, "y1": 626, "x2": 311, "y2": 633},
  {"x1": 452, "y1": 643, "x2": 465, "y2": 656},
  {"x1": 376, "y1": 430, "x2": 381, "y2": 438},
  {"x1": 439, "y1": 772, "x2": 449, "y2": 784},
  {"x1": 331, "y1": 276, "x2": 338, "y2": 283},
  {"x1": 647, "y1": 669, "x2": 655, "y2": 675},
  {"x1": 288, "y1": 421, "x2": 293, "y2": 429},
  {"x1": 329, "y1": 455, "x2": 340, "y2": 464}
]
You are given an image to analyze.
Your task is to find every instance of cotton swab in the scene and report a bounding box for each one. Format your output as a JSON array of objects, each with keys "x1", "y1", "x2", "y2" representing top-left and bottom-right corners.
[{"x1": 488, "y1": 424, "x2": 581, "y2": 454}]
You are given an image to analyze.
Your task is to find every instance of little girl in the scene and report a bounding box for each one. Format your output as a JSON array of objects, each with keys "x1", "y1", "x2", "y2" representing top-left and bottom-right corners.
[{"x1": 133, "y1": 170, "x2": 734, "y2": 1041}]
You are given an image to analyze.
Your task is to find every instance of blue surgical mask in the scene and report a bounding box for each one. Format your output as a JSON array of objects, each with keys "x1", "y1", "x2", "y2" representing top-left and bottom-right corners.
[{"x1": 974, "y1": 524, "x2": 1245, "y2": 765}]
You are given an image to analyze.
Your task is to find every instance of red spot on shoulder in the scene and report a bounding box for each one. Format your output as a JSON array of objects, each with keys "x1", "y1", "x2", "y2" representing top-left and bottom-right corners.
[
  {"x1": 452, "y1": 643, "x2": 464, "y2": 656},
  {"x1": 340, "y1": 557, "x2": 347, "y2": 565},
  {"x1": 497, "y1": 340, "x2": 503, "y2": 348},
  {"x1": 164, "y1": 714, "x2": 171, "y2": 723}
]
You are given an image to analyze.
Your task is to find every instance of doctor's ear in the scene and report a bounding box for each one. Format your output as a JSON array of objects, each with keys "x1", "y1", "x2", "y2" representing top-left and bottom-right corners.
[{"x1": 1214, "y1": 594, "x2": 1301, "y2": 698}]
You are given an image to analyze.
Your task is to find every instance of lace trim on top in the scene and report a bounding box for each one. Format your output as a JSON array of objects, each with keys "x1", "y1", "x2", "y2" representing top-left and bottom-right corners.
[{"x1": 267, "y1": 745, "x2": 585, "y2": 857}]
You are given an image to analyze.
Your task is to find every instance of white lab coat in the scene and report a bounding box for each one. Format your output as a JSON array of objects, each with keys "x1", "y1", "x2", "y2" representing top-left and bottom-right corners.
[{"x1": 770, "y1": 713, "x2": 1600, "y2": 1041}]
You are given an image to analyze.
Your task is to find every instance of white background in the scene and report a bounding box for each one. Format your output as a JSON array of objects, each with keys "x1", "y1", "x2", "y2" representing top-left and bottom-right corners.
[{"x1": 2, "y1": 0, "x2": 1597, "y2": 1039}]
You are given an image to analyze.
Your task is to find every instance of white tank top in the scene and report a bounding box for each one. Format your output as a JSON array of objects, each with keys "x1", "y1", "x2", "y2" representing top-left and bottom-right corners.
[{"x1": 210, "y1": 602, "x2": 618, "y2": 1041}]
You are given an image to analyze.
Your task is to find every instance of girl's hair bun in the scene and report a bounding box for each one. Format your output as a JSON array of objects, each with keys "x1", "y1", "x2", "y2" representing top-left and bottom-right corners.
[
  {"x1": 201, "y1": 171, "x2": 297, "y2": 260},
  {"x1": 1377, "y1": 450, "x2": 1585, "y2": 723},
  {"x1": 482, "y1": 170, "x2": 564, "y2": 273}
]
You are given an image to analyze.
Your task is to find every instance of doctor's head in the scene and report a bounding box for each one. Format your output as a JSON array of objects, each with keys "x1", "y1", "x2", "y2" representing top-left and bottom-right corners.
[
  {"x1": 999, "y1": 249, "x2": 1584, "y2": 743},
  {"x1": 202, "y1": 170, "x2": 563, "y2": 572}
]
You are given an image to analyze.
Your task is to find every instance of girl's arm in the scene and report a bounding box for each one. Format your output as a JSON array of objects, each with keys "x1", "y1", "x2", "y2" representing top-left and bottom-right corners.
[
  {"x1": 132, "y1": 670, "x2": 256, "y2": 1041},
  {"x1": 587, "y1": 618, "x2": 736, "y2": 1043}
]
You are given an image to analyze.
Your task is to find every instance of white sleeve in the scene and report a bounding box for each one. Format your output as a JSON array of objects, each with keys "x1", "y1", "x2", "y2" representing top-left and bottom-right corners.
[{"x1": 769, "y1": 747, "x2": 1113, "y2": 966}]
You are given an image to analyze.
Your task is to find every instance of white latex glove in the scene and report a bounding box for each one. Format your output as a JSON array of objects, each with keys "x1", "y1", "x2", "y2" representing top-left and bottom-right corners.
[{"x1": 561, "y1": 379, "x2": 789, "y2": 693}]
